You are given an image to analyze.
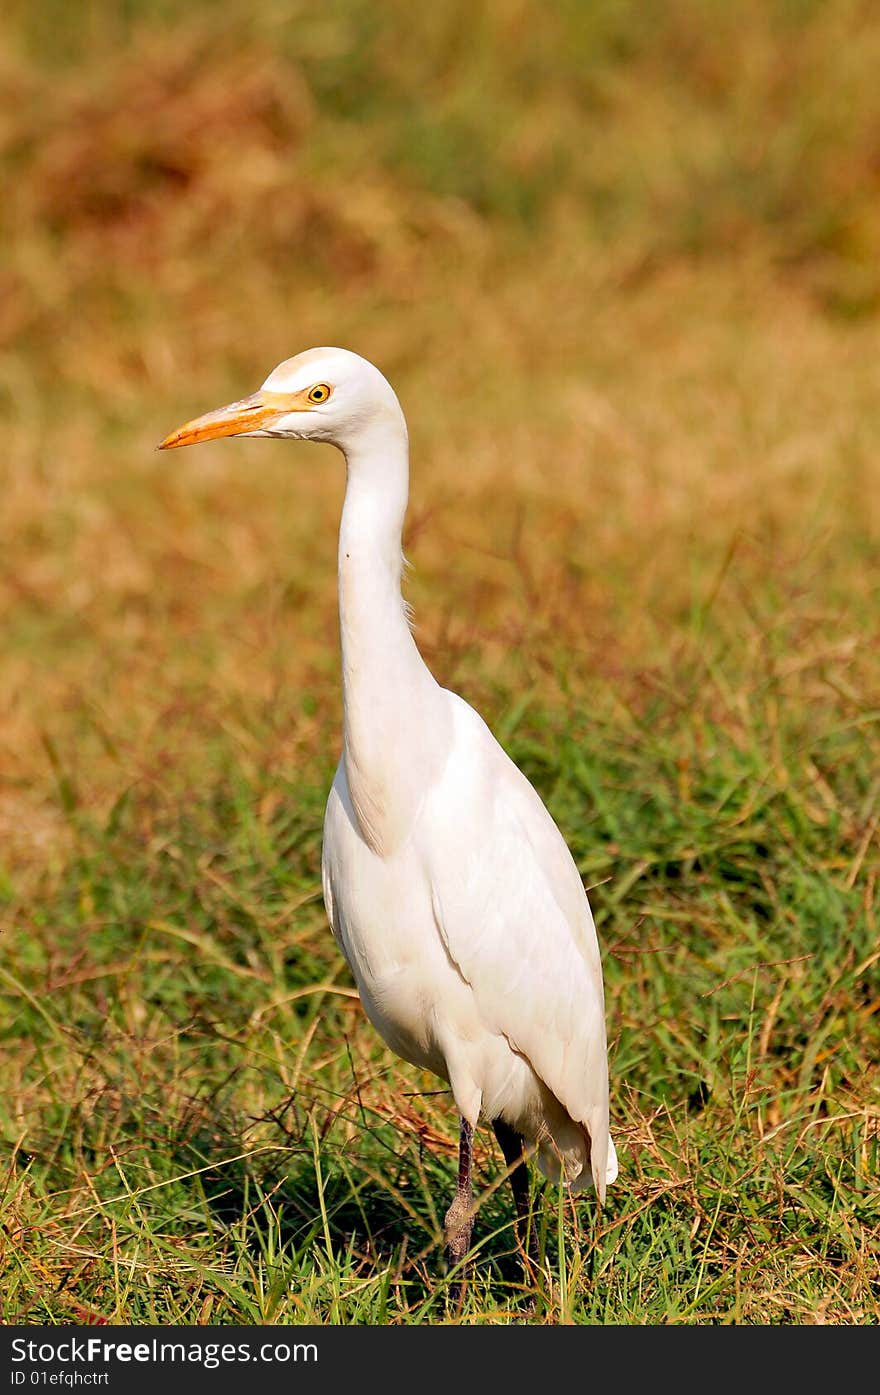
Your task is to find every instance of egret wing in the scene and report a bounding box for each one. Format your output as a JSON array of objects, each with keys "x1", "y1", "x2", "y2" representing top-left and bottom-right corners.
[{"x1": 422, "y1": 696, "x2": 613, "y2": 1195}]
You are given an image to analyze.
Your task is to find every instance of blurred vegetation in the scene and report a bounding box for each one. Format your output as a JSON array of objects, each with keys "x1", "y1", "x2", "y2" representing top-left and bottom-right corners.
[{"x1": 0, "y1": 0, "x2": 878, "y2": 1323}]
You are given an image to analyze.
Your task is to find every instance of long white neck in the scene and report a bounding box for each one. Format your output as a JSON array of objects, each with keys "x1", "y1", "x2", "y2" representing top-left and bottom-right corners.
[{"x1": 338, "y1": 419, "x2": 449, "y2": 855}]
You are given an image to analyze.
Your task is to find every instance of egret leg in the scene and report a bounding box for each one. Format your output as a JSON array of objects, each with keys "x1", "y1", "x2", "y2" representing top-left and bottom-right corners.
[
  {"x1": 444, "y1": 1117, "x2": 474, "y2": 1305},
  {"x1": 492, "y1": 1118, "x2": 539, "y2": 1285}
]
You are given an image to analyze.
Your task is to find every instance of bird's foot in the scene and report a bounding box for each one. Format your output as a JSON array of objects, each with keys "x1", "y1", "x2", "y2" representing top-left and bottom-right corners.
[{"x1": 444, "y1": 1192, "x2": 473, "y2": 1311}]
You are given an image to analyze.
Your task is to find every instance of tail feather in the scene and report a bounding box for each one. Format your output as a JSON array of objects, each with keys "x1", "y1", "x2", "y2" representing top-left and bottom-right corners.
[{"x1": 533, "y1": 1118, "x2": 618, "y2": 1199}]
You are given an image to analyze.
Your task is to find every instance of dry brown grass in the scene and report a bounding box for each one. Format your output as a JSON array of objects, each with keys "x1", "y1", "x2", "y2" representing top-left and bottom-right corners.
[{"x1": 1, "y1": 1, "x2": 878, "y2": 1323}]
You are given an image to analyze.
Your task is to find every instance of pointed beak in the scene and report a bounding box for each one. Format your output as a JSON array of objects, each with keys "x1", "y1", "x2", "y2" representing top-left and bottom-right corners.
[{"x1": 158, "y1": 392, "x2": 279, "y2": 450}]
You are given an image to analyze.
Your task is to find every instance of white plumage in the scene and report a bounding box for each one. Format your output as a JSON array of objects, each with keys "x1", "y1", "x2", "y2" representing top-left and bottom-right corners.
[
  {"x1": 324, "y1": 691, "x2": 617, "y2": 1194},
  {"x1": 160, "y1": 346, "x2": 617, "y2": 1287}
]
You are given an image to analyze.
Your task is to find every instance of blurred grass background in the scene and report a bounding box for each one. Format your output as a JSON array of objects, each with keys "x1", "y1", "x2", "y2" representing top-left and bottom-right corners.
[{"x1": 1, "y1": 0, "x2": 878, "y2": 1323}]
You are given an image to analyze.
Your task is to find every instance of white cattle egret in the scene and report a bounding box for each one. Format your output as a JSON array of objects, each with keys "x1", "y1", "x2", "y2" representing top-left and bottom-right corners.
[{"x1": 160, "y1": 347, "x2": 617, "y2": 1297}]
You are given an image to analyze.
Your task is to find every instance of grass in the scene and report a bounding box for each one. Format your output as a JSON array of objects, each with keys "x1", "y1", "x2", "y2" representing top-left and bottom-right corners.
[{"x1": 1, "y1": 0, "x2": 878, "y2": 1324}]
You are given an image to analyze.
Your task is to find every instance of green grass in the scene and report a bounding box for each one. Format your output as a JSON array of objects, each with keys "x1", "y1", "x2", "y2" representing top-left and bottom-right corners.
[
  {"x1": 3, "y1": 664, "x2": 877, "y2": 1322},
  {"x1": 1, "y1": 0, "x2": 879, "y2": 1324}
]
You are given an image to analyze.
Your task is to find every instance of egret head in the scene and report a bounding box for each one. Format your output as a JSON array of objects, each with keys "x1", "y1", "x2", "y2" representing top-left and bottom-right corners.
[{"x1": 159, "y1": 347, "x2": 405, "y2": 456}]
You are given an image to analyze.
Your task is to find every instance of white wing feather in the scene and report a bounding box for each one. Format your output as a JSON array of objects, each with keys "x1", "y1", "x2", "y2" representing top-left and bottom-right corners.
[{"x1": 419, "y1": 693, "x2": 614, "y2": 1198}]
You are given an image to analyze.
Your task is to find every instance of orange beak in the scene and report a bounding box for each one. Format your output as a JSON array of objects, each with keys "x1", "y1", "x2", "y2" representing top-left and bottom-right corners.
[{"x1": 158, "y1": 392, "x2": 281, "y2": 450}]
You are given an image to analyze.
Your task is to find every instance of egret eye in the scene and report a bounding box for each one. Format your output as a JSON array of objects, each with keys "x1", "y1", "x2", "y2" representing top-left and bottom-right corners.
[{"x1": 308, "y1": 383, "x2": 331, "y2": 404}]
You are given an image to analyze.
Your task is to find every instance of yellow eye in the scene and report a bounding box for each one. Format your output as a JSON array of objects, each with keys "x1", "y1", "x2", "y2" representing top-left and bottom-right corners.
[{"x1": 308, "y1": 383, "x2": 331, "y2": 404}]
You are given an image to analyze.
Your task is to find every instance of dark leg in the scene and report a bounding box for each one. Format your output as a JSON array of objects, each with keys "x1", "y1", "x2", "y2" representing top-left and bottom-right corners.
[
  {"x1": 492, "y1": 1118, "x2": 539, "y2": 1284},
  {"x1": 444, "y1": 1117, "x2": 474, "y2": 1306}
]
